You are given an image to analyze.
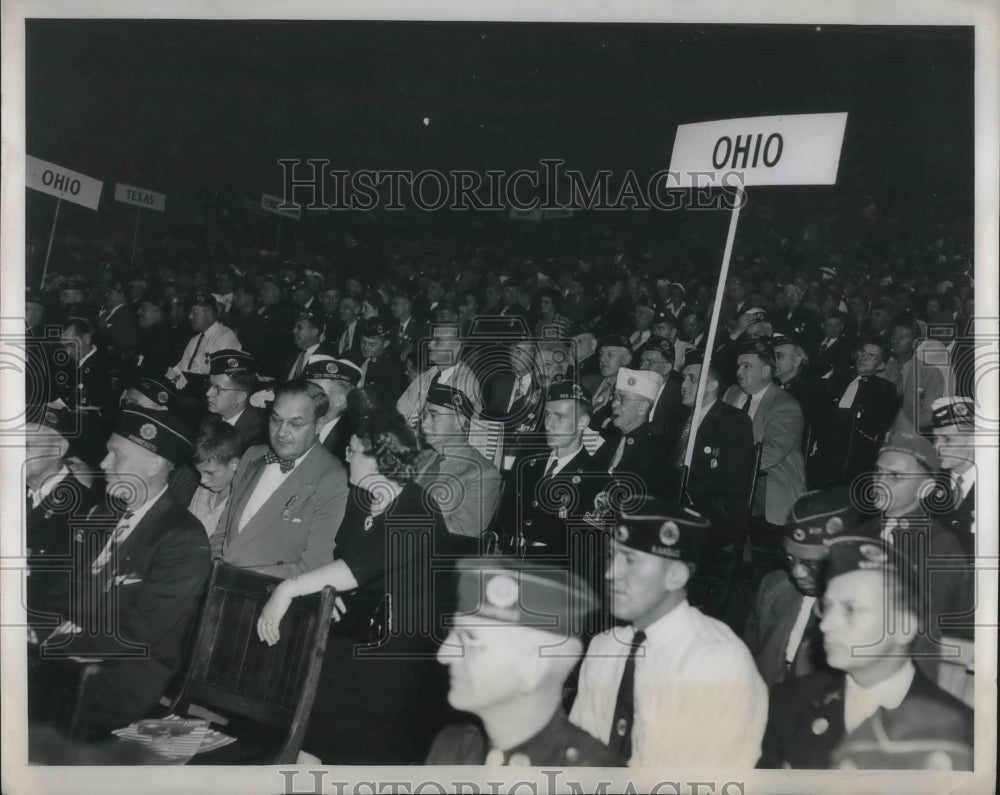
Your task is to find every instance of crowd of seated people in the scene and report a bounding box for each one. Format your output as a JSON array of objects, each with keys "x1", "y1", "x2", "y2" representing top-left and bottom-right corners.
[{"x1": 20, "y1": 207, "x2": 981, "y2": 769}]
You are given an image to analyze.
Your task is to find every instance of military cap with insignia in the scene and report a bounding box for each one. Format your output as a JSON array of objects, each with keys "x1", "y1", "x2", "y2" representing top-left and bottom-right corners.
[
  {"x1": 426, "y1": 381, "x2": 474, "y2": 419},
  {"x1": 127, "y1": 373, "x2": 182, "y2": 409},
  {"x1": 785, "y1": 486, "x2": 869, "y2": 560},
  {"x1": 929, "y1": 397, "x2": 976, "y2": 430},
  {"x1": 294, "y1": 309, "x2": 322, "y2": 325},
  {"x1": 454, "y1": 556, "x2": 597, "y2": 638},
  {"x1": 361, "y1": 317, "x2": 391, "y2": 338},
  {"x1": 112, "y1": 407, "x2": 194, "y2": 464},
  {"x1": 303, "y1": 355, "x2": 362, "y2": 386},
  {"x1": 643, "y1": 335, "x2": 674, "y2": 358},
  {"x1": 737, "y1": 338, "x2": 774, "y2": 360},
  {"x1": 771, "y1": 334, "x2": 799, "y2": 349},
  {"x1": 26, "y1": 404, "x2": 76, "y2": 438},
  {"x1": 880, "y1": 430, "x2": 940, "y2": 471},
  {"x1": 615, "y1": 367, "x2": 663, "y2": 402},
  {"x1": 823, "y1": 535, "x2": 917, "y2": 582},
  {"x1": 599, "y1": 333, "x2": 633, "y2": 353},
  {"x1": 613, "y1": 496, "x2": 711, "y2": 564},
  {"x1": 209, "y1": 349, "x2": 257, "y2": 376},
  {"x1": 545, "y1": 380, "x2": 592, "y2": 410},
  {"x1": 191, "y1": 292, "x2": 218, "y2": 310}
]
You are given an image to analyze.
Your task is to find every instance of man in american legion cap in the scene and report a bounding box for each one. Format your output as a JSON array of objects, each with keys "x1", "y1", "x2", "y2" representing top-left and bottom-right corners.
[
  {"x1": 206, "y1": 349, "x2": 266, "y2": 448},
  {"x1": 358, "y1": 316, "x2": 408, "y2": 407},
  {"x1": 588, "y1": 333, "x2": 632, "y2": 437},
  {"x1": 759, "y1": 536, "x2": 973, "y2": 770},
  {"x1": 591, "y1": 367, "x2": 666, "y2": 490},
  {"x1": 416, "y1": 381, "x2": 501, "y2": 541},
  {"x1": 744, "y1": 486, "x2": 872, "y2": 687},
  {"x1": 302, "y1": 354, "x2": 362, "y2": 466},
  {"x1": 569, "y1": 496, "x2": 768, "y2": 768},
  {"x1": 929, "y1": 396, "x2": 978, "y2": 554},
  {"x1": 426, "y1": 557, "x2": 624, "y2": 767},
  {"x1": 28, "y1": 407, "x2": 211, "y2": 739}
]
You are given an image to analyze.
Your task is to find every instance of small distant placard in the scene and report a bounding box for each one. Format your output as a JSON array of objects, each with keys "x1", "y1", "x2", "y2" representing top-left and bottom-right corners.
[
  {"x1": 26, "y1": 155, "x2": 103, "y2": 210},
  {"x1": 541, "y1": 208, "x2": 575, "y2": 219},
  {"x1": 261, "y1": 193, "x2": 302, "y2": 220},
  {"x1": 115, "y1": 183, "x2": 166, "y2": 212},
  {"x1": 509, "y1": 207, "x2": 542, "y2": 222},
  {"x1": 669, "y1": 112, "x2": 848, "y2": 187}
]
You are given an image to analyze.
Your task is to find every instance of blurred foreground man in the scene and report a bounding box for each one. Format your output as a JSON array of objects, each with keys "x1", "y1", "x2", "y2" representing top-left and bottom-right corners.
[
  {"x1": 427, "y1": 557, "x2": 624, "y2": 767},
  {"x1": 570, "y1": 497, "x2": 767, "y2": 767}
]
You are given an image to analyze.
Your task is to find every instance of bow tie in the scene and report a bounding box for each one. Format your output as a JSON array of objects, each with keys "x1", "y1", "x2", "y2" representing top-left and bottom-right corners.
[{"x1": 264, "y1": 450, "x2": 296, "y2": 473}]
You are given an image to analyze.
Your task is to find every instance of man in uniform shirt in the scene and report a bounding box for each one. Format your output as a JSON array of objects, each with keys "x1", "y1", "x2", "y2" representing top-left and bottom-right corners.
[
  {"x1": 211, "y1": 378, "x2": 349, "y2": 578},
  {"x1": 759, "y1": 536, "x2": 973, "y2": 769},
  {"x1": 428, "y1": 557, "x2": 623, "y2": 767},
  {"x1": 303, "y1": 355, "x2": 362, "y2": 467},
  {"x1": 357, "y1": 317, "x2": 408, "y2": 406},
  {"x1": 167, "y1": 293, "x2": 241, "y2": 393},
  {"x1": 929, "y1": 397, "x2": 977, "y2": 556},
  {"x1": 570, "y1": 497, "x2": 768, "y2": 767},
  {"x1": 28, "y1": 407, "x2": 210, "y2": 738},
  {"x1": 417, "y1": 382, "x2": 501, "y2": 540},
  {"x1": 206, "y1": 349, "x2": 267, "y2": 448},
  {"x1": 744, "y1": 487, "x2": 869, "y2": 686},
  {"x1": 286, "y1": 310, "x2": 331, "y2": 381}
]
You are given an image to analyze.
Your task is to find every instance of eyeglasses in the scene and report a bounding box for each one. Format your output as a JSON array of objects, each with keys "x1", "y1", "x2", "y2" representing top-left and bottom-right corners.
[{"x1": 611, "y1": 392, "x2": 644, "y2": 404}]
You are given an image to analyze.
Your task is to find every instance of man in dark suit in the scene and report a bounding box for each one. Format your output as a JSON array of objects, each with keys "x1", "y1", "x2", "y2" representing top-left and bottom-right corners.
[
  {"x1": 303, "y1": 355, "x2": 362, "y2": 468},
  {"x1": 588, "y1": 334, "x2": 633, "y2": 440},
  {"x1": 96, "y1": 281, "x2": 140, "y2": 368},
  {"x1": 335, "y1": 295, "x2": 364, "y2": 365},
  {"x1": 592, "y1": 367, "x2": 666, "y2": 495},
  {"x1": 812, "y1": 309, "x2": 856, "y2": 379},
  {"x1": 773, "y1": 283, "x2": 821, "y2": 357},
  {"x1": 723, "y1": 341, "x2": 806, "y2": 535},
  {"x1": 773, "y1": 335, "x2": 826, "y2": 456},
  {"x1": 566, "y1": 326, "x2": 602, "y2": 395},
  {"x1": 390, "y1": 290, "x2": 429, "y2": 366},
  {"x1": 254, "y1": 274, "x2": 295, "y2": 378},
  {"x1": 810, "y1": 338, "x2": 899, "y2": 488},
  {"x1": 28, "y1": 407, "x2": 211, "y2": 738},
  {"x1": 483, "y1": 340, "x2": 548, "y2": 472},
  {"x1": 358, "y1": 317, "x2": 409, "y2": 407},
  {"x1": 930, "y1": 397, "x2": 977, "y2": 556},
  {"x1": 206, "y1": 349, "x2": 267, "y2": 448},
  {"x1": 637, "y1": 336, "x2": 683, "y2": 440},
  {"x1": 669, "y1": 352, "x2": 755, "y2": 546},
  {"x1": 759, "y1": 537, "x2": 973, "y2": 770},
  {"x1": 211, "y1": 378, "x2": 349, "y2": 578}
]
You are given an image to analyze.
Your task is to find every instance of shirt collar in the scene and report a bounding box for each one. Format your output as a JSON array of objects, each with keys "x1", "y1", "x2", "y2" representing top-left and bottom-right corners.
[
  {"x1": 844, "y1": 660, "x2": 915, "y2": 732},
  {"x1": 635, "y1": 598, "x2": 692, "y2": 644},
  {"x1": 549, "y1": 444, "x2": 583, "y2": 474},
  {"x1": 78, "y1": 346, "x2": 97, "y2": 368},
  {"x1": 123, "y1": 483, "x2": 170, "y2": 530},
  {"x1": 31, "y1": 466, "x2": 70, "y2": 507},
  {"x1": 224, "y1": 408, "x2": 245, "y2": 426}
]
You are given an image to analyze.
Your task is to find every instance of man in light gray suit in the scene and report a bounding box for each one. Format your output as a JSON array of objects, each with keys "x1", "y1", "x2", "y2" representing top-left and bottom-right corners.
[
  {"x1": 210, "y1": 378, "x2": 349, "y2": 577},
  {"x1": 723, "y1": 340, "x2": 806, "y2": 537}
]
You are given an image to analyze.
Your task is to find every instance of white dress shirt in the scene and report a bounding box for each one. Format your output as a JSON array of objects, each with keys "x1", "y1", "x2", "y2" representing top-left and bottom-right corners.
[
  {"x1": 318, "y1": 414, "x2": 342, "y2": 444},
  {"x1": 237, "y1": 448, "x2": 309, "y2": 532},
  {"x1": 28, "y1": 466, "x2": 70, "y2": 509},
  {"x1": 844, "y1": 660, "x2": 915, "y2": 732},
  {"x1": 172, "y1": 321, "x2": 242, "y2": 374},
  {"x1": 287, "y1": 343, "x2": 320, "y2": 380},
  {"x1": 543, "y1": 444, "x2": 583, "y2": 477},
  {"x1": 570, "y1": 599, "x2": 768, "y2": 768},
  {"x1": 91, "y1": 484, "x2": 169, "y2": 572}
]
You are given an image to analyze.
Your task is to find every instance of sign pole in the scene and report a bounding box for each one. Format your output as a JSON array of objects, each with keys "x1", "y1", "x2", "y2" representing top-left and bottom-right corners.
[
  {"x1": 130, "y1": 207, "x2": 142, "y2": 267},
  {"x1": 40, "y1": 197, "x2": 62, "y2": 291},
  {"x1": 681, "y1": 183, "x2": 745, "y2": 489}
]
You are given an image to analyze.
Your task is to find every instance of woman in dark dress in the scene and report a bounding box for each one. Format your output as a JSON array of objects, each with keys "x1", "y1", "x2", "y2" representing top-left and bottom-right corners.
[{"x1": 257, "y1": 407, "x2": 459, "y2": 764}]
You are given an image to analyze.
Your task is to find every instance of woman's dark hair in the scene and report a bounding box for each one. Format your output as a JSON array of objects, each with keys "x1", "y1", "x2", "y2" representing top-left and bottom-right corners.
[
  {"x1": 193, "y1": 415, "x2": 244, "y2": 465},
  {"x1": 535, "y1": 286, "x2": 561, "y2": 312},
  {"x1": 353, "y1": 404, "x2": 420, "y2": 485}
]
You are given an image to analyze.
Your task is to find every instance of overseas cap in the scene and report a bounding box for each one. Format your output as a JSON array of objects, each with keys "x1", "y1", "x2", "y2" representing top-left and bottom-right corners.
[
  {"x1": 209, "y1": 349, "x2": 257, "y2": 376},
  {"x1": 599, "y1": 333, "x2": 632, "y2": 353},
  {"x1": 127, "y1": 373, "x2": 182, "y2": 409},
  {"x1": 612, "y1": 496, "x2": 711, "y2": 564},
  {"x1": 545, "y1": 380, "x2": 592, "y2": 410},
  {"x1": 454, "y1": 556, "x2": 596, "y2": 638},
  {"x1": 361, "y1": 317, "x2": 391, "y2": 338},
  {"x1": 785, "y1": 486, "x2": 866, "y2": 560},
  {"x1": 615, "y1": 367, "x2": 663, "y2": 402},
  {"x1": 929, "y1": 397, "x2": 976, "y2": 430},
  {"x1": 880, "y1": 430, "x2": 940, "y2": 471},
  {"x1": 425, "y1": 382, "x2": 474, "y2": 420},
  {"x1": 112, "y1": 407, "x2": 194, "y2": 464},
  {"x1": 303, "y1": 355, "x2": 362, "y2": 387}
]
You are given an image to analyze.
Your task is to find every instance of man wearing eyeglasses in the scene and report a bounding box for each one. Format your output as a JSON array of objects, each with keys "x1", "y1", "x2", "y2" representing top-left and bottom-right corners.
[
  {"x1": 205, "y1": 350, "x2": 266, "y2": 448},
  {"x1": 759, "y1": 536, "x2": 973, "y2": 770}
]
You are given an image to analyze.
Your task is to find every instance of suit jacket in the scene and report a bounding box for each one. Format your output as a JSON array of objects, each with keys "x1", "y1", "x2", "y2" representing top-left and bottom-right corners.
[
  {"x1": 362, "y1": 352, "x2": 408, "y2": 407},
  {"x1": 47, "y1": 490, "x2": 211, "y2": 731},
  {"x1": 774, "y1": 307, "x2": 821, "y2": 356},
  {"x1": 97, "y1": 304, "x2": 140, "y2": 357},
  {"x1": 940, "y1": 479, "x2": 975, "y2": 557},
  {"x1": 759, "y1": 668, "x2": 972, "y2": 769},
  {"x1": 212, "y1": 441, "x2": 349, "y2": 578},
  {"x1": 744, "y1": 570, "x2": 824, "y2": 687},
  {"x1": 647, "y1": 370, "x2": 683, "y2": 438},
  {"x1": 231, "y1": 404, "x2": 268, "y2": 449},
  {"x1": 723, "y1": 383, "x2": 806, "y2": 525},
  {"x1": 779, "y1": 371, "x2": 826, "y2": 454},
  {"x1": 393, "y1": 316, "x2": 429, "y2": 363},
  {"x1": 592, "y1": 423, "x2": 666, "y2": 497},
  {"x1": 319, "y1": 414, "x2": 353, "y2": 468},
  {"x1": 335, "y1": 319, "x2": 364, "y2": 365},
  {"x1": 812, "y1": 335, "x2": 857, "y2": 379},
  {"x1": 414, "y1": 446, "x2": 502, "y2": 538},
  {"x1": 812, "y1": 372, "x2": 899, "y2": 486},
  {"x1": 682, "y1": 399, "x2": 756, "y2": 542},
  {"x1": 250, "y1": 302, "x2": 295, "y2": 378}
]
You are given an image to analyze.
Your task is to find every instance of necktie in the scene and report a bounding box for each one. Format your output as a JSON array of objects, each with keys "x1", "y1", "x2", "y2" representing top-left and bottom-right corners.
[
  {"x1": 91, "y1": 511, "x2": 134, "y2": 574},
  {"x1": 543, "y1": 455, "x2": 557, "y2": 478},
  {"x1": 741, "y1": 393, "x2": 752, "y2": 414},
  {"x1": 609, "y1": 629, "x2": 646, "y2": 760},
  {"x1": 291, "y1": 351, "x2": 306, "y2": 379},
  {"x1": 186, "y1": 333, "x2": 205, "y2": 369},
  {"x1": 264, "y1": 449, "x2": 296, "y2": 474},
  {"x1": 674, "y1": 414, "x2": 693, "y2": 468},
  {"x1": 340, "y1": 326, "x2": 351, "y2": 354},
  {"x1": 838, "y1": 377, "x2": 861, "y2": 409},
  {"x1": 609, "y1": 436, "x2": 627, "y2": 474}
]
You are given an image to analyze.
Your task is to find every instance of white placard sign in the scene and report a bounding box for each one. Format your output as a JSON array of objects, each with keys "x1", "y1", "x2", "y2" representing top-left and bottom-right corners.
[
  {"x1": 26, "y1": 155, "x2": 103, "y2": 210},
  {"x1": 114, "y1": 183, "x2": 166, "y2": 212},
  {"x1": 261, "y1": 193, "x2": 302, "y2": 220},
  {"x1": 509, "y1": 207, "x2": 542, "y2": 222},
  {"x1": 668, "y1": 112, "x2": 848, "y2": 187}
]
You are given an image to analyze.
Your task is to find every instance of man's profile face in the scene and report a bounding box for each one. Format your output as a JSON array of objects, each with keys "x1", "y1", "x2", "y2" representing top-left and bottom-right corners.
[
  {"x1": 773, "y1": 345, "x2": 800, "y2": 380},
  {"x1": 932, "y1": 428, "x2": 974, "y2": 471},
  {"x1": 736, "y1": 354, "x2": 771, "y2": 394},
  {"x1": 606, "y1": 540, "x2": 670, "y2": 625},
  {"x1": 437, "y1": 616, "x2": 524, "y2": 715}
]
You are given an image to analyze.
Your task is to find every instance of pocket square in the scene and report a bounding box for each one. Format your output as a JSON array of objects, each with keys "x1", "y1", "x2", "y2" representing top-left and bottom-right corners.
[{"x1": 114, "y1": 574, "x2": 144, "y2": 585}]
